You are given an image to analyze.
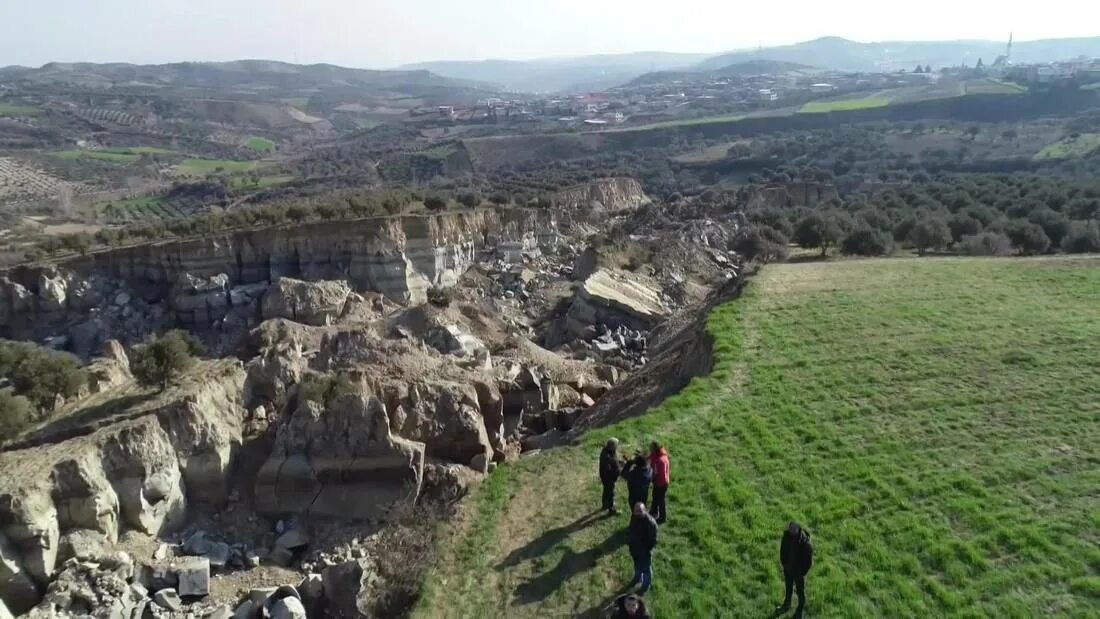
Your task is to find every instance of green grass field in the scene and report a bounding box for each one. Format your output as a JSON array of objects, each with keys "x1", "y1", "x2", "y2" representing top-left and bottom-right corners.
[
  {"x1": 799, "y1": 97, "x2": 892, "y2": 114},
  {"x1": 1034, "y1": 133, "x2": 1100, "y2": 160},
  {"x1": 244, "y1": 136, "x2": 276, "y2": 153},
  {"x1": 418, "y1": 257, "x2": 1100, "y2": 618},
  {"x1": 174, "y1": 158, "x2": 261, "y2": 175},
  {"x1": 55, "y1": 150, "x2": 140, "y2": 164},
  {"x1": 0, "y1": 103, "x2": 41, "y2": 117}
]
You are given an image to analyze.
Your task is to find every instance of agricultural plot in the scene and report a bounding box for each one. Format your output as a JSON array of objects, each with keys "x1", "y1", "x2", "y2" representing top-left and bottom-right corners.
[
  {"x1": 0, "y1": 157, "x2": 83, "y2": 204},
  {"x1": 799, "y1": 96, "x2": 892, "y2": 114},
  {"x1": 1034, "y1": 133, "x2": 1100, "y2": 160},
  {"x1": 965, "y1": 78, "x2": 1028, "y2": 95},
  {"x1": 420, "y1": 257, "x2": 1100, "y2": 618},
  {"x1": 76, "y1": 107, "x2": 140, "y2": 126},
  {"x1": 174, "y1": 158, "x2": 261, "y2": 176},
  {"x1": 0, "y1": 103, "x2": 41, "y2": 117},
  {"x1": 244, "y1": 136, "x2": 277, "y2": 153},
  {"x1": 95, "y1": 195, "x2": 211, "y2": 224}
]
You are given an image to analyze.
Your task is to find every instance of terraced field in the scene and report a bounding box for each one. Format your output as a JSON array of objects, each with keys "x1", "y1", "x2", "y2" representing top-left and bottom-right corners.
[
  {"x1": 1034, "y1": 133, "x2": 1100, "y2": 160},
  {"x1": 419, "y1": 257, "x2": 1100, "y2": 618},
  {"x1": 799, "y1": 96, "x2": 891, "y2": 114},
  {"x1": 174, "y1": 158, "x2": 262, "y2": 176}
]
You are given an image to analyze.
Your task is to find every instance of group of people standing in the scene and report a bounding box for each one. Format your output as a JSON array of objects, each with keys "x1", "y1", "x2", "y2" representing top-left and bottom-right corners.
[{"x1": 598, "y1": 438, "x2": 814, "y2": 619}]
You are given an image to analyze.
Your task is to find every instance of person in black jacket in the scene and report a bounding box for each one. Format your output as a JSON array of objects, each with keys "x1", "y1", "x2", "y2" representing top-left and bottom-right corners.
[
  {"x1": 627, "y1": 502, "x2": 659, "y2": 593},
  {"x1": 599, "y1": 438, "x2": 623, "y2": 515},
  {"x1": 612, "y1": 593, "x2": 651, "y2": 618},
  {"x1": 775, "y1": 521, "x2": 814, "y2": 618},
  {"x1": 621, "y1": 455, "x2": 653, "y2": 508}
]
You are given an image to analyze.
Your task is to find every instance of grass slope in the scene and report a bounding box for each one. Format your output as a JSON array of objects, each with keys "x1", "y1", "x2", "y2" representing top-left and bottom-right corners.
[
  {"x1": 244, "y1": 136, "x2": 276, "y2": 153},
  {"x1": 418, "y1": 257, "x2": 1100, "y2": 618},
  {"x1": 799, "y1": 97, "x2": 891, "y2": 114},
  {"x1": 1034, "y1": 133, "x2": 1100, "y2": 160}
]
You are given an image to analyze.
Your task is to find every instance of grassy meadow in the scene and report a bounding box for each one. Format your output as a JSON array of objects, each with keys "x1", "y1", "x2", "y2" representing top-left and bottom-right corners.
[
  {"x1": 799, "y1": 97, "x2": 892, "y2": 114},
  {"x1": 417, "y1": 257, "x2": 1100, "y2": 618}
]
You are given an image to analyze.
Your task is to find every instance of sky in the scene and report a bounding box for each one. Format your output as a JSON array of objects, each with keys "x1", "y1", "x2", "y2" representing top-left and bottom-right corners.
[{"x1": 1, "y1": 0, "x2": 1098, "y2": 69}]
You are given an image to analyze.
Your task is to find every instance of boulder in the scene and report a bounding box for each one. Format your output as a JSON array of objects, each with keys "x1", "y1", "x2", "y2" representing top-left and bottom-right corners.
[
  {"x1": 256, "y1": 392, "x2": 425, "y2": 520},
  {"x1": 275, "y1": 529, "x2": 309, "y2": 552},
  {"x1": 261, "y1": 278, "x2": 351, "y2": 326},
  {"x1": 0, "y1": 531, "x2": 39, "y2": 614},
  {"x1": 85, "y1": 340, "x2": 132, "y2": 393},
  {"x1": 153, "y1": 588, "x2": 182, "y2": 611},
  {"x1": 564, "y1": 269, "x2": 669, "y2": 339},
  {"x1": 268, "y1": 596, "x2": 307, "y2": 619},
  {"x1": 175, "y1": 558, "x2": 210, "y2": 597},
  {"x1": 322, "y1": 559, "x2": 378, "y2": 618},
  {"x1": 170, "y1": 273, "x2": 230, "y2": 324}
]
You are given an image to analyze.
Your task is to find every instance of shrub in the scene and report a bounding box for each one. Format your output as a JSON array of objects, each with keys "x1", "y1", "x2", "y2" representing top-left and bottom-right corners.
[
  {"x1": 908, "y1": 217, "x2": 951, "y2": 256},
  {"x1": 841, "y1": 227, "x2": 894, "y2": 256},
  {"x1": 488, "y1": 192, "x2": 511, "y2": 206},
  {"x1": 131, "y1": 330, "x2": 205, "y2": 391},
  {"x1": 793, "y1": 213, "x2": 844, "y2": 256},
  {"x1": 456, "y1": 192, "x2": 480, "y2": 208},
  {"x1": 1060, "y1": 221, "x2": 1100, "y2": 253},
  {"x1": 423, "y1": 195, "x2": 448, "y2": 211},
  {"x1": 0, "y1": 342, "x2": 85, "y2": 411},
  {"x1": 0, "y1": 389, "x2": 34, "y2": 443},
  {"x1": 298, "y1": 373, "x2": 358, "y2": 406},
  {"x1": 948, "y1": 213, "x2": 982, "y2": 244},
  {"x1": 731, "y1": 225, "x2": 789, "y2": 263},
  {"x1": 1006, "y1": 220, "x2": 1052, "y2": 255},
  {"x1": 1027, "y1": 207, "x2": 1070, "y2": 247},
  {"x1": 960, "y1": 232, "x2": 1013, "y2": 256}
]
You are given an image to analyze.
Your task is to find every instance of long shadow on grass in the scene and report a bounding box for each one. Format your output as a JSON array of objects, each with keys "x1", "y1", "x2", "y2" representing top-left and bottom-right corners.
[
  {"x1": 512, "y1": 528, "x2": 629, "y2": 605},
  {"x1": 496, "y1": 509, "x2": 607, "y2": 570}
]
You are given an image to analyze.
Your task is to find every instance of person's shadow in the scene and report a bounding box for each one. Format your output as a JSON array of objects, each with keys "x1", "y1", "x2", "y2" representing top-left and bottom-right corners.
[
  {"x1": 496, "y1": 509, "x2": 607, "y2": 570},
  {"x1": 512, "y1": 528, "x2": 629, "y2": 605}
]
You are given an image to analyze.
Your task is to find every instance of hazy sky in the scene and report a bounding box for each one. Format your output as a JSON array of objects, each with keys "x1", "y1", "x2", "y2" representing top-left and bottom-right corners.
[{"x1": 2, "y1": 0, "x2": 1098, "y2": 68}]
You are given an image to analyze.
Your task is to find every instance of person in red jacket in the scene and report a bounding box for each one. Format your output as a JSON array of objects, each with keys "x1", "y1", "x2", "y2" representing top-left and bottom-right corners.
[{"x1": 648, "y1": 442, "x2": 670, "y2": 524}]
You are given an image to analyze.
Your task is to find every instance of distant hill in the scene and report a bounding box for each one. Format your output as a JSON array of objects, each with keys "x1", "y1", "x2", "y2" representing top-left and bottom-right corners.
[
  {"x1": 0, "y1": 59, "x2": 490, "y2": 93},
  {"x1": 694, "y1": 36, "x2": 1100, "y2": 73},
  {"x1": 629, "y1": 60, "x2": 817, "y2": 85},
  {"x1": 399, "y1": 51, "x2": 712, "y2": 93}
]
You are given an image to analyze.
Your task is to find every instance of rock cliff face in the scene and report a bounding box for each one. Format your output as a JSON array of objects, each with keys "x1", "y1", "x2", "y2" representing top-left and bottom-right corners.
[
  {"x1": 0, "y1": 208, "x2": 556, "y2": 347},
  {"x1": 548, "y1": 178, "x2": 650, "y2": 215},
  {"x1": 0, "y1": 362, "x2": 245, "y2": 614}
]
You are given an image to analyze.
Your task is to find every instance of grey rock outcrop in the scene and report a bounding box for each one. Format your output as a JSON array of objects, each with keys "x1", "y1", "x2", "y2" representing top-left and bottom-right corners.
[
  {"x1": 256, "y1": 389, "x2": 426, "y2": 520},
  {"x1": 0, "y1": 362, "x2": 245, "y2": 612},
  {"x1": 564, "y1": 268, "x2": 670, "y2": 339},
  {"x1": 261, "y1": 278, "x2": 351, "y2": 326}
]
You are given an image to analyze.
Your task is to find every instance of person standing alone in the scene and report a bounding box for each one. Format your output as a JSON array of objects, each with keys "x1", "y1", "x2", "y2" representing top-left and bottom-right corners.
[
  {"x1": 599, "y1": 438, "x2": 623, "y2": 515},
  {"x1": 627, "y1": 502, "x2": 658, "y2": 594},
  {"x1": 648, "y1": 442, "x2": 670, "y2": 524},
  {"x1": 775, "y1": 521, "x2": 814, "y2": 618}
]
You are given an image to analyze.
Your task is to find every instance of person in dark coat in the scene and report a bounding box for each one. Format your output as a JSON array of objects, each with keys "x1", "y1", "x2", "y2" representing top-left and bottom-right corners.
[
  {"x1": 648, "y1": 442, "x2": 670, "y2": 524},
  {"x1": 775, "y1": 521, "x2": 814, "y2": 618},
  {"x1": 621, "y1": 455, "x2": 653, "y2": 508},
  {"x1": 612, "y1": 593, "x2": 651, "y2": 618},
  {"x1": 599, "y1": 438, "x2": 623, "y2": 515},
  {"x1": 627, "y1": 502, "x2": 659, "y2": 593}
]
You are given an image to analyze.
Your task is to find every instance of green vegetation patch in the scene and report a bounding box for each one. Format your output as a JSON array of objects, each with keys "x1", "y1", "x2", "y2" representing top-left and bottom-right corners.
[
  {"x1": 244, "y1": 136, "x2": 276, "y2": 153},
  {"x1": 966, "y1": 78, "x2": 1028, "y2": 95},
  {"x1": 799, "y1": 97, "x2": 892, "y2": 114},
  {"x1": 0, "y1": 103, "x2": 41, "y2": 117},
  {"x1": 175, "y1": 158, "x2": 261, "y2": 175},
  {"x1": 55, "y1": 150, "x2": 139, "y2": 164},
  {"x1": 418, "y1": 257, "x2": 1100, "y2": 618},
  {"x1": 1034, "y1": 133, "x2": 1100, "y2": 160}
]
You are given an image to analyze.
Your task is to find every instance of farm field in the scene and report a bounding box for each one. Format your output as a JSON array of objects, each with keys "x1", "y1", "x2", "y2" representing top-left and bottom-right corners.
[
  {"x1": 418, "y1": 257, "x2": 1100, "y2": 618},
  {"x1": 244, "y1": 136, "x2": 277, "y2": 153},
  {"x1": 1034, "y1": 133, "x2": 1100, "y2": 160},
  {"x1": 55, "y1": 150, "x2": 140, "y2": 164},
  {"x1": 0, "y1": 157, "x2": 79, "y2": 202},
  {"x1": 174, "y1": 158, "x2": 262, "y2": 176},
  {"x1": 0, "y1": 103, "x2": 41, "y2": 116},
  {"x1": 799, "y1": 96, "x2": 892, "y2": 113}
]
